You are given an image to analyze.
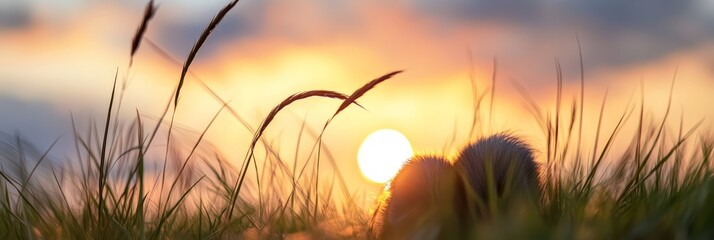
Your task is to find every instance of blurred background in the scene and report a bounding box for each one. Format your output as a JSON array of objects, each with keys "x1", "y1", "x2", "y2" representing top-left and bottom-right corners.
[{"x1": 1, "y1": 0, "x2": 713, "y2": 198}]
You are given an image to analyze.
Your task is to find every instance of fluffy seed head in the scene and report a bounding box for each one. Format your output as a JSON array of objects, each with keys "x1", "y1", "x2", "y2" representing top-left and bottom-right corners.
[
  {"x1": 454, "y1": 133, "x2": 540, "y2": 210},
  {"x1": 380, "y1": 155, "x2": 467, "y2": 239}
]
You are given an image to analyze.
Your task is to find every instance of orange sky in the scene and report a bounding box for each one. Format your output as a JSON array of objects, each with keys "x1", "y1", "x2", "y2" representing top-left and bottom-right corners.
[{"x1": 1, "y1": 1, "x2": 713, "y2": 201}]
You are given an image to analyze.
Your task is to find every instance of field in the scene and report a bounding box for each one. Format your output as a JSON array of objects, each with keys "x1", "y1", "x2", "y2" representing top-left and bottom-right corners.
[{"x1": 1, "y1": 1, "x2": 713, "y2": 239}]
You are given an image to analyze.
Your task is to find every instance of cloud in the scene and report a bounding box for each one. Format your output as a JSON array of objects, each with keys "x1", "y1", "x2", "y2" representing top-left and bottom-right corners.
[
  {"x1": 0, "y1": 96, "x2": 68, "y2": 150},
  {"x1": 0, "y1": 1, "x2": 32, "y2": 29},
  {"x1": 403, "y1": 0, "x2": 714, "y2": 70}
]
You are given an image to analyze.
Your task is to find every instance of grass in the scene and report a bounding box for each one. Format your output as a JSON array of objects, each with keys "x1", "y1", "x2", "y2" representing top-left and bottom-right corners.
[{"x1": 2, "y1": 1, "x2": 714, "y2": 239}]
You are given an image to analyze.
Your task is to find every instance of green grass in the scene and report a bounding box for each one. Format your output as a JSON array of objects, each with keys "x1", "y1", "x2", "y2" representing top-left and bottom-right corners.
[{"x1": 2, "y1": 1, "x2": 714, "y2": 239}]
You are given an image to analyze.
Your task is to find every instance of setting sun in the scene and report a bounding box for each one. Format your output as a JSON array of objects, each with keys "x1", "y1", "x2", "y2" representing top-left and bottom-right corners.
[{"x1": 357, "y1": 129, "x2": 414, "y2": 183}]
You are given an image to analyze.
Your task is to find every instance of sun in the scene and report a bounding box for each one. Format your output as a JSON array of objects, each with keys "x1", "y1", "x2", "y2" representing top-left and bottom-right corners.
[{"x1": 357, "y1": 129, "x2": 414, "y2": 183}]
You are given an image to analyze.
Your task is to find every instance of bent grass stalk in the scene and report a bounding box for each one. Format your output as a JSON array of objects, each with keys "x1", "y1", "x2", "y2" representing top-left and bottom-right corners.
[{"x1": 227, "y1": 83, "x2": 399, "y2": 220}]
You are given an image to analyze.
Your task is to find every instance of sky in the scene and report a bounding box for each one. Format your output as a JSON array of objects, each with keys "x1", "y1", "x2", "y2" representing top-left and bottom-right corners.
[{"x1": 1, "y1": 0, "x2": 713, "y2": 199}]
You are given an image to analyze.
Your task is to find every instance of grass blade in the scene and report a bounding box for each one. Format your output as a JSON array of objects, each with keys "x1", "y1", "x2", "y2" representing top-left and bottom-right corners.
[
  {"x1": 175, "y1": 0, "x2": 240, "y2": 106},
  {"x1": 129, "y1": 0, "x2": 157, "y2": 67},
  {"x1": 331, "y1": 70, "x2": 402, "y2": 120},
  {"x1": 98, "y1": 68, "x2": 119, "y2": 229}
]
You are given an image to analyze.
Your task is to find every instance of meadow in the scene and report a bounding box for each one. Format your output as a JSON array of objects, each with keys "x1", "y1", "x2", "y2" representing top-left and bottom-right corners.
[{"x1": 1, "y1": 1, "x2": 713, "y2": 239}]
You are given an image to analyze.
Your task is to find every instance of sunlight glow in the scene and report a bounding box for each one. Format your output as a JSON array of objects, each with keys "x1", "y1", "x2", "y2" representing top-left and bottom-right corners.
[{"x1": 357, "y1": 129, "x2": 413, "y2": 183}]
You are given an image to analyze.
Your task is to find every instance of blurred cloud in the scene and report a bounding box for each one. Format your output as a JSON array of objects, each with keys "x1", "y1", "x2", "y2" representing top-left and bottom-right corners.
[
  {"x1": 0, "y1": 0, "x2": 32, "y2": 29},
  {"x1": 405, "y1": 0, "x2": 714, "y2": 70},
  {"x1": 0, "y1": 96, "x2": 67, "y2": 149}
]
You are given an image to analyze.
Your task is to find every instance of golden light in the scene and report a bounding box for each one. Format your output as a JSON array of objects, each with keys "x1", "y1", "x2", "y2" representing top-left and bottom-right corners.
[{"x1": 357, "y1": 129, "x2": 414, "y2": 183}]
